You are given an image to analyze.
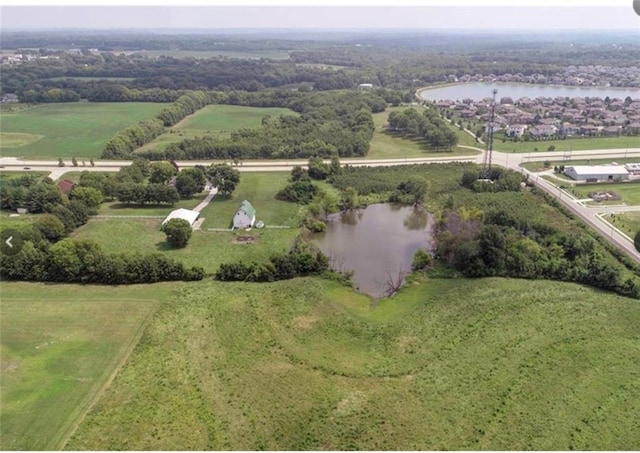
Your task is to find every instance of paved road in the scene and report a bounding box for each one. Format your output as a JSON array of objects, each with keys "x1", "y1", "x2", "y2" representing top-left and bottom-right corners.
[{"x1": 2, "y1": 147, "x2": 640, "y2": 262}]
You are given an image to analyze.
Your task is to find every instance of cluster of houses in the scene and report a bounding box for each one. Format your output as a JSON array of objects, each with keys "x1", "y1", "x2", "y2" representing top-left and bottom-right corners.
[
  {"x1": 436, "y1": 95, "x2": 640, "y2": 141},
  {"x1": 443, "y1": 64, "x2": 640, "y2": 88}
]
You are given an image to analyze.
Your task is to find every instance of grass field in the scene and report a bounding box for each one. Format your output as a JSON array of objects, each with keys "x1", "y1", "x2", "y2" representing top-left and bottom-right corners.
[
  {"x1": 570, "y1": 181, "x2": 640, "y2": 205},
  {"x1": 64, "y1": 277, "x2": 640, "y2": 450},
  {"x1": 608, "y1": 212, "x2": 640, "y2": 237},
  {"x1": 73, "y1": 172, "x2": 301, "y2": 273},
  {"x1": 0, "y1": 132, "x2": 44, "y2": 148},
  {"x1": 367, "y1": 107, "x2": 481, "y2": 160},
  {"x1": 492, "y1": 133, "x2": 638, "y2": 153},
  {"x1": 520, "y1": 157, "x2": 640, "y2": 172},
  {"x1": 136, "y1": 105, "x2": 298, "y2": 154},
  {"x1": 0, "y1": 283, "x2": 168, "y2": 450},
  {"x1": 0, "y1": 102, "x2": 168, "y2": 159}
]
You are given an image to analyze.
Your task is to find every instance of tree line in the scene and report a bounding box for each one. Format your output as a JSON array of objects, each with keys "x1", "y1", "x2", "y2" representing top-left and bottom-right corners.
[
  {"x1": 386, "y1": 107, "x2": 458, "y2": 151},
  {"x1": 133, "y1": 90, "x2": 384, "y2": 161}
]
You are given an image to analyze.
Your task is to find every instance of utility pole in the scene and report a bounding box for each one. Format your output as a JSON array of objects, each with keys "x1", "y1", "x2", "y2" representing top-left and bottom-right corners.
[{"x1": 481, "y1": 88, "x2": 498, "y2": 180}]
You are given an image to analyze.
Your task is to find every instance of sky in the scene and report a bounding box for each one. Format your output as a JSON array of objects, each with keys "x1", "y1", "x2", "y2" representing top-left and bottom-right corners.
[{"x1": 0, "y1": 1, "x2": 639, "y2": 31}]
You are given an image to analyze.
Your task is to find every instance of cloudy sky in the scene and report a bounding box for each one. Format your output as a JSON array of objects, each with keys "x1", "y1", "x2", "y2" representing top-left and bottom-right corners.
[{"x1": 1, "y1": 1, "x2": 639, "y2": 31}]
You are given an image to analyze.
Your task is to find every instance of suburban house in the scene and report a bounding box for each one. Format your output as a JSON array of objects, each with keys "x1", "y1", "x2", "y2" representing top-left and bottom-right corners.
[
  {"x1": 358, "y1": 83, "x2": 373, "y2": 90},
  {"x1": 162, "y1": 208, "x2": 200, "y2": 228},
  {"x1": 564, "y1": 165, "x2": 630, "y2": 182},
  {"x1": 233, "y1": 200, "x2": 256, "y2": 229},
  {"x1": 57, "y1": 179, "x2": 75, "y2": 195},
  {"x1": 506, "y1": 124, "x2": 527, "y2": 137}
]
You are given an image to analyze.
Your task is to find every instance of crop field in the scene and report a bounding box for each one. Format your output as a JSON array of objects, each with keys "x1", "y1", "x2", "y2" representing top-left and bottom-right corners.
[
  {"x1": 65, "y1": 277, "x2": 640, "y2": 450},
  {"x1": 367, "y1": 107, "x2": 481, "y2": 159},
  {"x1": 0, "y1": 102, "x2": 168, "y2": 159},
  {"x1": 0, "y1": 282, "x2": 168, "y2": 450},
  {"x1": 136, "y1": 105, "x2": 298, "y2": 153}
]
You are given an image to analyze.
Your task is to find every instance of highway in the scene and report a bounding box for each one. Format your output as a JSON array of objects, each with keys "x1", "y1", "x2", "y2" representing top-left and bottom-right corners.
[{"x1": 2, "y1": 147, "x2": 640, "y2": 262}]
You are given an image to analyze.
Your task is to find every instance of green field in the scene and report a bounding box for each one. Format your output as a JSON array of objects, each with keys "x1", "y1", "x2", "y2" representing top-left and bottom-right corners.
[
  {"x1": 492, "y1": 133, "x2": 638, "y2": 153},
  {"x1": 0, "y1": 132, "x2": 44, "y2": 148},
  {"x1": 0, "y1": 102, "x2": 168, "y2": 159},
  {"x1": 367, "y1": 107, "x2": 481, "y2": 159},
  {"x1": 570, "y1": 181, "x2": 640, "y2": 205},
  {"x1": 136, "y1": 105, "x2": 298, "y2": 154},
  {"x1": 73, "y1": 172, "x2": 302, "y2": 273},
  {"x1": 520, "y1": 157, "x2": 640, "y2": 172},
  {"x1": 0, "y1": 283, "x2": 167, "y2": 450},
  {"x1": 608, "y1": 212, "x2": 640, "y2": 237},
  {"x1": 64, "y1": 277, "x2": 640, "y2": 450}
]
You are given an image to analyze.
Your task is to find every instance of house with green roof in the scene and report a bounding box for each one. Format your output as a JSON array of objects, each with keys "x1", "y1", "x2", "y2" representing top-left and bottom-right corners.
[{"x1": 233, "y1": 200, "x2": 256, "y2": 229}]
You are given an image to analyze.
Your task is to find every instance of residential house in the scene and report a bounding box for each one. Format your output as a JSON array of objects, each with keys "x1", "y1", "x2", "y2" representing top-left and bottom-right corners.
[{"x1": 506, "y1": 124, "x2": 527, "y2": 138}]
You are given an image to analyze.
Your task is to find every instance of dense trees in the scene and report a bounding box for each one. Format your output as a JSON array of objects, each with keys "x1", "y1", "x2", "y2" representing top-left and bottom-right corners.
[
  {"x1": 387, "y1": 108, "x2": 458, "y2": 151},
  {"x1": 207, "y1": 164, "x2": 240, "y2": 196}
]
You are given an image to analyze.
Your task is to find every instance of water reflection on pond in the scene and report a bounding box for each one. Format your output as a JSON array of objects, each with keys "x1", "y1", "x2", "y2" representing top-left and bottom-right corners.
[{"x1": 313, "y1": 203, "x2": 433, "y2": 298}]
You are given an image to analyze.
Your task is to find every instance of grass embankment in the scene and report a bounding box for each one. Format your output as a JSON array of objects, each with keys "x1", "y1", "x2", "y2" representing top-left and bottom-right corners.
[
  {"x1": 366, "y1": 106, "x2": 481, "y2": 160},
  {"x1": 0, "y1": 283, "x2": 168, "y2": 450},
  {"x1": 0, "y1": 102, "x2": 168, "y2": 159},
  {"x1": 136, "y1": 105, "x2": 298, "y2": 154},
  {"x1": 65, "y1": 277, "x2": 640, "y2": 450}
]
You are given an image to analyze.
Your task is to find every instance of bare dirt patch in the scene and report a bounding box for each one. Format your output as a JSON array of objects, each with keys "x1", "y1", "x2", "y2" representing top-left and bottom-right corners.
[{"x1": 231, "y1": 235, "x2": 258, "y2": 244}]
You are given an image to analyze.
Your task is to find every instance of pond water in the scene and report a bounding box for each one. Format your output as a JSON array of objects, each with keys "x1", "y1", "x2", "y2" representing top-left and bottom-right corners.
[
  {"x1": 419, "y1": 82, "x2": 640, "y2": 102},
  {"x1": 313, "y1": 203, "x2": 433, "y2": 299}
]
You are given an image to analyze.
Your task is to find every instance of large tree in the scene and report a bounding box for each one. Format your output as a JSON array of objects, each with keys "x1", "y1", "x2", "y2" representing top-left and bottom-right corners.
[
  {"x1": 163, "y1": 218, "x2": 192, "y2": 248},
  {"x1": 207, "y1": 164, "x2": 240, "y2": 196}
]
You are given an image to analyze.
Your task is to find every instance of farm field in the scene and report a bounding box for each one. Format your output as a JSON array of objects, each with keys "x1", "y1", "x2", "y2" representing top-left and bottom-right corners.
[
  {"x1": 136, "y1": 105, "x2": 298, "y2": 154},
  {"x1": 367, "y1": 106, "x2": 481, "y2": 160},
  {"x1": 65, "y1": 276, "x2": 640, "y2": 450},
  {"x1": 0, "y1": 102, "x2": 168, "y2": 159},
  {"x1": 608, "y1": 212, "x2": 640, "y2": 238},
  {"x1": 0, "y1": 283, "x2": 168, "y2": 450}
]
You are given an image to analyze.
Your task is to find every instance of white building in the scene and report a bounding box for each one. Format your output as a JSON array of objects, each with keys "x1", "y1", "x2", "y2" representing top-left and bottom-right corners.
[
  {"x1": 564, "y1": 165, "x2": 630, "y2": 182},
  {"x1": 233, "y1": 200, "x2": 256, "y2": 229},
  {"x1": 358, "y1": 83, "x2": 373, "y2": 90},
  {"x1": 506, "y1": 124, "x2": 527, "y2": 137},
  {"x1": 624, "y1": 163, "x2": 640, "y2": 176},
  {"x1": 162, "y1": 208, "x2": 200, "y2": 227}
]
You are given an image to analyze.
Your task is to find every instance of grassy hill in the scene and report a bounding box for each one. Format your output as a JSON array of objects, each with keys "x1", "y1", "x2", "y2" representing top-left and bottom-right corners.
[{"x1": 62, "y1": 277, "x2": 640, "y2": 450}]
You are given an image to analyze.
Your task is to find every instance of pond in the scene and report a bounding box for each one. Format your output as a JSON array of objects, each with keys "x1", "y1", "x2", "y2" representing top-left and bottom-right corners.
[
  {"x1": 419, "y1": 82, "x2": 640, "y2": 102},
  {"x1": 313, "y1": 203, "x2": 433, "y2": 299}
]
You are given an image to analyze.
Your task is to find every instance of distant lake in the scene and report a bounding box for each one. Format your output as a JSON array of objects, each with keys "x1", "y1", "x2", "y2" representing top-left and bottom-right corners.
[
  {"x1": 419, "y1": 82, "x2": 640, "y2": 102},
  {"x1": 313, "y1": 203, "x2": 433, "y2": 299}
]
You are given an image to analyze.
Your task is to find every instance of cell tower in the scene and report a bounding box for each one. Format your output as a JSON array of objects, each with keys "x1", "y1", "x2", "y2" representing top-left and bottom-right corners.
[{"x1": 481, "y1": 89, "x2": 498, "y2": 180}]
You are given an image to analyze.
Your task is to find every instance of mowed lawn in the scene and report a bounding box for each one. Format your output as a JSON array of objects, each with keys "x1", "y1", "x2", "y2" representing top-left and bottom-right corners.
[
  {"x1": 0, "y1": 283, "x2": 169, "y2": 450},
  {"x1": 73, "y1": 172, "x2": 301, "y2": 273},
  {"x1": 571, "y1": 181, "x2": 640, "y2": 205},
  {"x1": 66, "y1": 277, "x2": 640, "y2": 450},
  {"x1": 71, "y1": 219, "x2": 297, "y2": 274},
  {"x1": 492, "y1": 133, "x2": 638, "y2": 153},
  {"x1": 367, "y1": 106, "x2": 481, "y2": 160},
  {"x1": 136, "y1": 105, "x2": 298, "y2": 153},
  {"x1": 608, "y1": 212, "x2": 640, "y2": 237},
  {"x1": 0, "y1": 102, "x2": 168, "y2": 159}
]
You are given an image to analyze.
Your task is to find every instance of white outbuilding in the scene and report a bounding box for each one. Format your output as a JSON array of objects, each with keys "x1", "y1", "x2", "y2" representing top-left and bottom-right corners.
[
  {"x1": 162, "y1": 208, "x2": 200, "y2": 227},
  {"x1": 233, "y1": 200, "x2": 256, "y2": 229},
  {"x1": 564, "y1": 165, "x2": 630, "y2": 182}
]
